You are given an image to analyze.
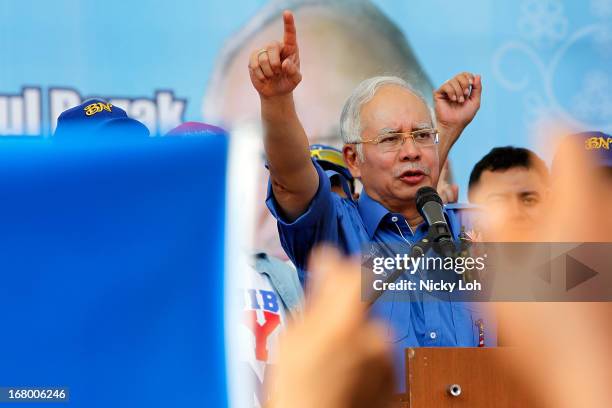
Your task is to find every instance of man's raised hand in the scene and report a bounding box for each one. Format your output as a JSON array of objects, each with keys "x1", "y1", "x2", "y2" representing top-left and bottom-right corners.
[
  {"x1": 249, "y1": 11, "x2": 302, "y2": 98},
  {"x1": 434, "y1": 72, "x2": 482, "y2": 134}
]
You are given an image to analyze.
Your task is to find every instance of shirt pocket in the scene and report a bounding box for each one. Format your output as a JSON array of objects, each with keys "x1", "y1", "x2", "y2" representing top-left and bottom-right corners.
[
  {"x1": 387, "y1": 300, "x2": 415, "y2": 343},
  {"x1": 371, "y1": 296, "x2": 414, "y2": 343},
  {"x1": 451, "y1": 302, "x2": 484, "y2": 346}
]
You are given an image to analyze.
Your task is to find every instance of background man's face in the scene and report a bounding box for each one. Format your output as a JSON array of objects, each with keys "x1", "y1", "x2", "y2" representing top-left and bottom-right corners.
[
  {"x1": 471, "y1": 167, "x2": 549, "y2": 240},
  {"x1": 356, "y1": 85, "x2": 439, "y2": 207}
]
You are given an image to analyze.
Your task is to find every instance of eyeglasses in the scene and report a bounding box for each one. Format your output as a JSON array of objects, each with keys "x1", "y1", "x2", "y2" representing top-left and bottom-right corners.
[{"x1": 354, "y1": 128, "x2": 439, "y2": 153}]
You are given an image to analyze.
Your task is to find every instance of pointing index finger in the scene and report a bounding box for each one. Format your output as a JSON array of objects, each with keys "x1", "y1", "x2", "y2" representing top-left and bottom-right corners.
[{"x1": 283, "y1": 10, "x2": 298, "y2": 50}]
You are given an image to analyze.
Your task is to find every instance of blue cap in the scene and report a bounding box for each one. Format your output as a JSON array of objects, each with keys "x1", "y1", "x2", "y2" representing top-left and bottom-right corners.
[
  {"x1": 568, "y1": 131, "x2": 612, "y2": 168},
  {"x1": 165, "y1": 121, "x2": 227, "y2": 137},
  {"x1": 54, "y1": 98, "x2": 150, "y2": 138},
  {"x1": 309, "y1": 144, "x2": 354, "y2": 183}
]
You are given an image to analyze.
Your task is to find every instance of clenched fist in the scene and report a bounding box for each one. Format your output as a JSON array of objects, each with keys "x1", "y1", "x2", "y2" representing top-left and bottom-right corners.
[
  {"x1": 434, "y1": 72, "x2": 482, "y2": 135},
  {"x1": 249, "y1": 11, "x2": 302, "y2": 98}
]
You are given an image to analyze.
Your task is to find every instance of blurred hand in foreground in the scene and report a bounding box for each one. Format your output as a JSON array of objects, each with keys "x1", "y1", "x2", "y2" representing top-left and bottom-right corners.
[
  {"x1": 268, "y1": 247, "x2": 394, "y2": 408},
  {"x1": 493, "y1": 132, "x2": 612, "y2": 407}
]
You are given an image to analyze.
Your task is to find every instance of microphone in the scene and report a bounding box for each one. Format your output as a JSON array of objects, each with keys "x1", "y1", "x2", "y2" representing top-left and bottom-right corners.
[
  {"x1": 416, "y1": 187, "x2": 454, "y2": 256},
  {"x1": 366, "y1": 187, "x2": 456, "y2": 306}
]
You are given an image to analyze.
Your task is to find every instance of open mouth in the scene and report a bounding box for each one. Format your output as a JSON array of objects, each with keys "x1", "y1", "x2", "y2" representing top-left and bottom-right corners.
[{"x1": 399, "y1": 170, "x2": 426, "y2": 185}]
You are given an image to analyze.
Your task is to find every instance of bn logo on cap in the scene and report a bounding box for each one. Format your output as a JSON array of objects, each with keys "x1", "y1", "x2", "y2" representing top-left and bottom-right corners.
[
  {"x1": 84, "y1": 102, "x2": 113, "y2": 116},
  {"x1": 585, "y1": 136, "x2": 612, "y2": 150}
]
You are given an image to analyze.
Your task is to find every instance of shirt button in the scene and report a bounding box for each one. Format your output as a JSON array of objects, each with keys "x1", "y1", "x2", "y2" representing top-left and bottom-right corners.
[
  {"x1": 429, "y1": 331, "x2": 437, "y2": 340},
  {"x1": 391, "y1": 216, "x2": 398, "y2": 222}
]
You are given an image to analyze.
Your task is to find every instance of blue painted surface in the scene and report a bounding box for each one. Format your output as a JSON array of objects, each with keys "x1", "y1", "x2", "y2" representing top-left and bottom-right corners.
[{"x1": 0, "y1": 134, "x2": 228, "y2": 407}]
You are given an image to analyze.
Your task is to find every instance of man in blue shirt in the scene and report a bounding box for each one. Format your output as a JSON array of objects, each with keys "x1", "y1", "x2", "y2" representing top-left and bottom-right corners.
[{"x1": 248, "y1": 11, "x2": 494, "y2": 390}]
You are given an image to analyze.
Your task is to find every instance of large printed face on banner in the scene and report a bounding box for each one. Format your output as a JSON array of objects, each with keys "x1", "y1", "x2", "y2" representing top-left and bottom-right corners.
[
  {"x1": 202, "y1": 3, "x2": 432, "y2": 257},
  {"x1": 203, "y1": 4, "x2": 432, "y2": 146}
]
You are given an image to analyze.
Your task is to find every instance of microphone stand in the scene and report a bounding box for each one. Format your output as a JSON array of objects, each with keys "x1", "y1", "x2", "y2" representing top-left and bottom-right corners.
[
  {"x1": 366, "y1": 230, "x2": 474, "y2": 307},
  {"x1": 366, "y1": 232, "x2": 434, "y2": 306}
]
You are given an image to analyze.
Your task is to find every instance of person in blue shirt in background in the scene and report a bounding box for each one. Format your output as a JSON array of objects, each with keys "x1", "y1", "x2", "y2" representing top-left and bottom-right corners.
[
  {"x1": 309, "y1": 144, "x2": 356, "y2": 200},
  {"x1": 248, "y1": 10, "x2": 494, "y2": 390}
]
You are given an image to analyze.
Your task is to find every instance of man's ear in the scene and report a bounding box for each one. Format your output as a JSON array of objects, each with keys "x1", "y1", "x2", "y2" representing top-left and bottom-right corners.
[{"x1": 343, "y1": 144, "x2": 362, "y2": 179}]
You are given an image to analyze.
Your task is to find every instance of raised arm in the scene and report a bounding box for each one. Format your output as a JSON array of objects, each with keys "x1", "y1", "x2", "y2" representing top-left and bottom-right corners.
[
  {"x1": 249, "y1": 11, "x2": 318, "y2": 221},
  {"x1": 434, "y1": 72, "x2": 483, "y2": 169}
]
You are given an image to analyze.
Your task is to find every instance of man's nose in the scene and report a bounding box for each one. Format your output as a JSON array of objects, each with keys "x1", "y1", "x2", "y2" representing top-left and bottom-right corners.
[{"x1": 398, "y1": 137, "x2": 421, "y2": 161}]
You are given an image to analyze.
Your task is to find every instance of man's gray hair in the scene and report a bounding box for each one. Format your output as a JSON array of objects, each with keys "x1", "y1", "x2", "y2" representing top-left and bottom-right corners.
[{"x1": 340, "y1": 76, "x2": 434, "y2": 160}]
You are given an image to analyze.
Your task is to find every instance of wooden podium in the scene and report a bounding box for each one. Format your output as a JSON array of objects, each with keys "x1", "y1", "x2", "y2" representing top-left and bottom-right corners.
[{"x1": 393, "y1": 348, "x2": 537, "y2": 408}]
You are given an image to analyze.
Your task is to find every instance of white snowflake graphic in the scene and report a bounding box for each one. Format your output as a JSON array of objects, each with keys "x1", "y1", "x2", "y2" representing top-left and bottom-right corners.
[
  {"x1": 593, "y1": 25, "x2": 612, "y2": 56},
  {"x1": 518, "y1": 0, "x2": 568, "y2": 45},
  {"x1": 572, "y1": 71, "x2": 612, "y2": 122},
  {"x1": 591, "y1": 0, "x2": 612, "y2": 18}
]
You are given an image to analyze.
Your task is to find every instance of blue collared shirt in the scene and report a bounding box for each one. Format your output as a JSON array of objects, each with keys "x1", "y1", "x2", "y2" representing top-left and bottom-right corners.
[{"x1": 266, "y1": 160, "x2": 496, "y2": 391}]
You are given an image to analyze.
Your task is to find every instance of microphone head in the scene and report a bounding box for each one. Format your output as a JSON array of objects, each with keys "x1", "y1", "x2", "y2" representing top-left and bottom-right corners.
[{"x1": 416, "y1": 186, "x2": 443, "y2": 218}]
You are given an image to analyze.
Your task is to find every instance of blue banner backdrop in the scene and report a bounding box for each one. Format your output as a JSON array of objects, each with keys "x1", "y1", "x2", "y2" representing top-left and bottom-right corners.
[{"x1": 1, "y1": 0, "x2": 610, "y2": 197}]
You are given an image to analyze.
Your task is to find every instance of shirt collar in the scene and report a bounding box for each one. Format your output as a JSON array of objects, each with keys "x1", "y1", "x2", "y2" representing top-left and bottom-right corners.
[
  {"x1": 358, "y1": 190, "x2": 394, "y2": 238},
  {"x1": 357, "y1": 189, "x2": 454, "y2": 239}
]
